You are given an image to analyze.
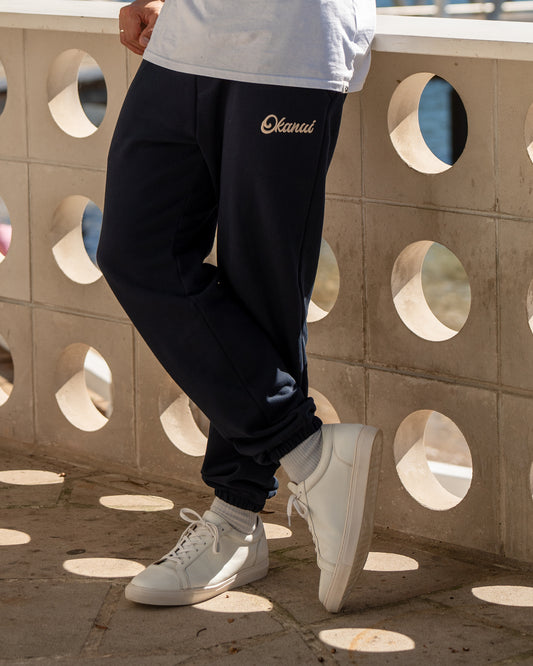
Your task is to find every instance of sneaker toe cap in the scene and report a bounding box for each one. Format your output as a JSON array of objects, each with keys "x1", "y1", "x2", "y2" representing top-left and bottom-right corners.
[{"x1": 129, "y1": 561, "x2": 184, "y2": 591}]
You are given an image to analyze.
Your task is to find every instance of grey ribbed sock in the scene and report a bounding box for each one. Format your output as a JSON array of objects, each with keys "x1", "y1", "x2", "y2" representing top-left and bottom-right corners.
[
  {"x1": 210, "y1": 497, "x2": 258, "y2": 534},
  {"x1": 280, "y1": 428, "x2": 323, "y2": 484}
]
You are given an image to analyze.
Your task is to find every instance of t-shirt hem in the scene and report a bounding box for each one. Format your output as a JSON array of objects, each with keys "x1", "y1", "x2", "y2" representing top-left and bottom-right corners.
[{"x1": 143, "y1": 51, "x2": 359, "y2": 93}]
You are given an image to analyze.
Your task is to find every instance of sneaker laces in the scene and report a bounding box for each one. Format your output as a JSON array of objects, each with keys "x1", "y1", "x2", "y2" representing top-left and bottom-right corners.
[
  {"x1": 159, "y1": 508, "x2": 221, "y2": 564},
  {"x1": 287, "y1": 489, "x2": 320, "y2": 554},
  {"x1": 286, "y1": 491, "x2": 308, "y2": 528}
]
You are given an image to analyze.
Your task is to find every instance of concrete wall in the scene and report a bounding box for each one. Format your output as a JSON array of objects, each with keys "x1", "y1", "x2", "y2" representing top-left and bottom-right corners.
[{"x1": 0, "y1": 2, "x2": 532, "y2": 564}]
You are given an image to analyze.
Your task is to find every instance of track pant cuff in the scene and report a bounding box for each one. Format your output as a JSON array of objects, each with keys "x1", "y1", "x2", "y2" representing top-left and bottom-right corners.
[
  {"x1": 270, "y1": 415, "x2": 322, "y2": 463},
  {"x1": 214, "y1": 490, "x2": 266, "y2": 514}
]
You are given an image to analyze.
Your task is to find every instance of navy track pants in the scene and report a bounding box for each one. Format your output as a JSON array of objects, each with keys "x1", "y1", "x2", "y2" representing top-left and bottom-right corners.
[{"x1": 98, "y1": 61, "x2": 345, "y2": 511}]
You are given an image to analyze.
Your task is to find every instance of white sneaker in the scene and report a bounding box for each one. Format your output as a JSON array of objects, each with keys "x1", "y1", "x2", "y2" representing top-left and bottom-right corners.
[
  {"x1": 287, "y1": 423, "x2": 382, "y2": 613},
  {"x1": 125, "y1": 508, "x2": 269, "y2": 605}
]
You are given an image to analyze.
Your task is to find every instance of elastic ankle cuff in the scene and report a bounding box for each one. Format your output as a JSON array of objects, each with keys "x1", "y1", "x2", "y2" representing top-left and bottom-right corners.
[
  {"x1": 271, "y1": 416, "x2": 322, "y2": 462},
  {"x1": 214, "y1": 490, "x2": 265, "y2": 513}
]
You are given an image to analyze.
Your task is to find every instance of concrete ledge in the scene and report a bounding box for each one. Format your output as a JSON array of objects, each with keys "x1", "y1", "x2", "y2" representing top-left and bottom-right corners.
[
  {"x1": 2, "y1": 1, "x2": 533, "y2": 63},
  {"x1": 375, "y1": 15, "x2": 533, "y2": 60},
  {"x1": 0, "y1": 0, "x2": 125, "y2": 33}
]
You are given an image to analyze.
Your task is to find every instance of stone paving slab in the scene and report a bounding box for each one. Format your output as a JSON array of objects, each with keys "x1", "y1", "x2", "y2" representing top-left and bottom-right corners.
[
  {"x1": 425, "y1": 573, "x2": 533, "y2": 635},
  {"x1": 0, "y1": 504, "x2": 178, "y2": 579},
  {"x1": 311, "y1": 598, "x2": 533, "y2": 664},
  {"x1": 0, "y1": 479, "x2": 64, "y2": 508},
  {"x1": 184, "y1": 631, "x2": 320, "y2": 665},
  {"x1": 1, "y1": 655, "x2": 189, "y2": 666},
  {"x1": 1, "y1": 579, "x2": 111, "y2": 660},
  {"x1": 249, "y1": 535, "x2": 496, "y2": 626},
  {"x1": 99, "y1": 589, "x2": 284, "y2": 656},
  {"x1": 1, "y1": 444, "x2": 533, "y2": 665}
]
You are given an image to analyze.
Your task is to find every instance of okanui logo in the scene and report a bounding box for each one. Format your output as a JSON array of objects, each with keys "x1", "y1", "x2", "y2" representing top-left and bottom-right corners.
[{"x1": 260, "y1": 114, "x2": 317, "y2": 135}]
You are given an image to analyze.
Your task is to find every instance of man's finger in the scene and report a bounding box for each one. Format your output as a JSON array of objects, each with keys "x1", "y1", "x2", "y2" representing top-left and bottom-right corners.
[
  {"x1": 119, "y1": 5, "x2": 145, "y2": 54},
  {"x1": 139, "y1": 26, "x2": 153, "y2": 48},
  {"x1": 120, "y1": 30, "x2": 145, "y2": 55}
]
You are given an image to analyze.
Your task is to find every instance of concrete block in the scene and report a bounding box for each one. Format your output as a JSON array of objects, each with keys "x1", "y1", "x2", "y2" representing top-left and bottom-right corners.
[
  {"x1": 126, "y1": 49, "x2": 142, "y2": 85},
  {"x1": 367, "y1": 369, "x2": 500, "y2": 554},
  {"x1": 499, "y1": 394, "x2": 533, "y2": 563},
  {"x1": 499, "y1": 218, "x2": 533, "y2": 391},
  {"x1": 33, "y1": 308, "x2": 136, "y2": 469},
  {"x1": 29, "y1": 163, "x2": 127, "y2": 319},
  {"x1": 362, "y1": 52, "x2": 496, "y2": 212},
  {"x1": 24, "y1": 30, "x2": 128, "y2": 168},
  {"x1": 0, "y1": 160, "x2": 30, "y2": 301},
  {"x1": 308, "y1": 356, "x2": 365, "y2": 425},
  {"x1": 496, "y1": 60, "x2": 533, "y2": 218},
  {"x1": 326, "y1": 92, "x2": 362, "y2": 198},
  {"x1": 0, "y1": 29, "x2": 27, "y2": 159},
  {"x1": 134, "y1": 332, "x2": 205, "y2": 486},
  {"x1": 307, "y1": 199, "x2": 364, "y2": 363},
  {"x1": 0, "y1": 301, "x2": 33, "y2": 444},
  {"x1": 135, "y1": 338, "x2": 364, "y2": 495},
  {"x1": 364, "y1": 202, "x2": 497, "y2": 383}
]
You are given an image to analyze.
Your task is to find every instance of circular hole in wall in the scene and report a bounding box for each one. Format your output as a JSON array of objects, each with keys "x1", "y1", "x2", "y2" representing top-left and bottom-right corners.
[
  {"x1": 78, "y1": 53, "x2": 107, "y2": 128},
  {"x1": 394, "y1": 410, "x2": 473, "y2": 510},
  {"x1": 526, "y1": 280, "x2": 533, "y2": 335},
  {"x1": 418, "y1": 76, "x2": 468, "y2": 166},
  {"x1": 308, "y1": 239, "x2": 340, "y2": 322},
  {"x1": 84, "y1": 347, "x2": 113, "y2": 419},
  {"x1": 81, "y1": 200, "x2": 103, "y2": 268},
  {"x1": 55, "y1": 344, "x2": 112, "y2": 431},
  {"x1": 0, "y1": 333, "x2": 13, "y2": 405},
  {"x1": 421, "y1": 242, "x2": 471, "y2": 332},
  {"x1": 48, "y1": 50, "x2": 107, "y2": 137},
  {"x1": 52, "y1": 195, "x2": 102, "y2": 283},
  {"x1": 524, "y1": 103, "x2": 533, "y2": 164},
  {"x1": 0, "y1": 195, "x2": 11, "y2": 262},
  {"x1": 159, "y1": 392, "x2": 208, "y2": 457},
  {"x1": 388, "y1": 73, "x2": 468, "y2": 174},
  {"x1": 0, "y1": 59, "x2": 6, "y2": 116},
  {"x1": 391, "y1": 241, "x2": 471, "y2": 341},
  {"x1": 204, "y1": 230, "x2": 218, "y2": 267},
  {"x1": 308, "y1": 388, "x2": 341, "y2": 424}
]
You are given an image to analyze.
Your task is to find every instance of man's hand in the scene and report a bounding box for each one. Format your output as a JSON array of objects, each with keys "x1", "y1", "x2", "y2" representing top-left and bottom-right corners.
[{"x1": 119, "y1": 0, "x2": 164, "y2": 55}]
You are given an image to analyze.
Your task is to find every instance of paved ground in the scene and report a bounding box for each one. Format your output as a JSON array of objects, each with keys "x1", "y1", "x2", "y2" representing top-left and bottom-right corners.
[{"x1": 1, "y1": 444, "x2": 533, "y2": 665}]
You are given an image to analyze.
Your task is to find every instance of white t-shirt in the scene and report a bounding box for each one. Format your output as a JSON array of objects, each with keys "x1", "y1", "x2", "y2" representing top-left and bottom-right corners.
[{"x1": 144, "y1": 0, "x2": 375, "y2": 93}]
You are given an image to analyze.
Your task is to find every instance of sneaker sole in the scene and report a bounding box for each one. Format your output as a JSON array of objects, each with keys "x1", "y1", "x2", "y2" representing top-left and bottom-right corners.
[
  {"x1": 125, "y1": 559, "x2": 269, "y2": 606},
  {"x1": 322, "y1": 425, "x2": 383, "y2": 613}
]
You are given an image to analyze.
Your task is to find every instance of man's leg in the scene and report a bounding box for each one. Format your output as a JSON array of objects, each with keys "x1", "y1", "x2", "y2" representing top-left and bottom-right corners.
[
  {"x1": 194, "y1": 79, "x2": 383, "y2": 614},
  {"x1": 195, "y1": 79, "x2": 347, "y2": 509},
  {"x1": 98, "y1": 64, "x2": 321, "y2": 514},
  {"x1": 99, "y1": 65, "x2": 382, "y2": 612}
]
